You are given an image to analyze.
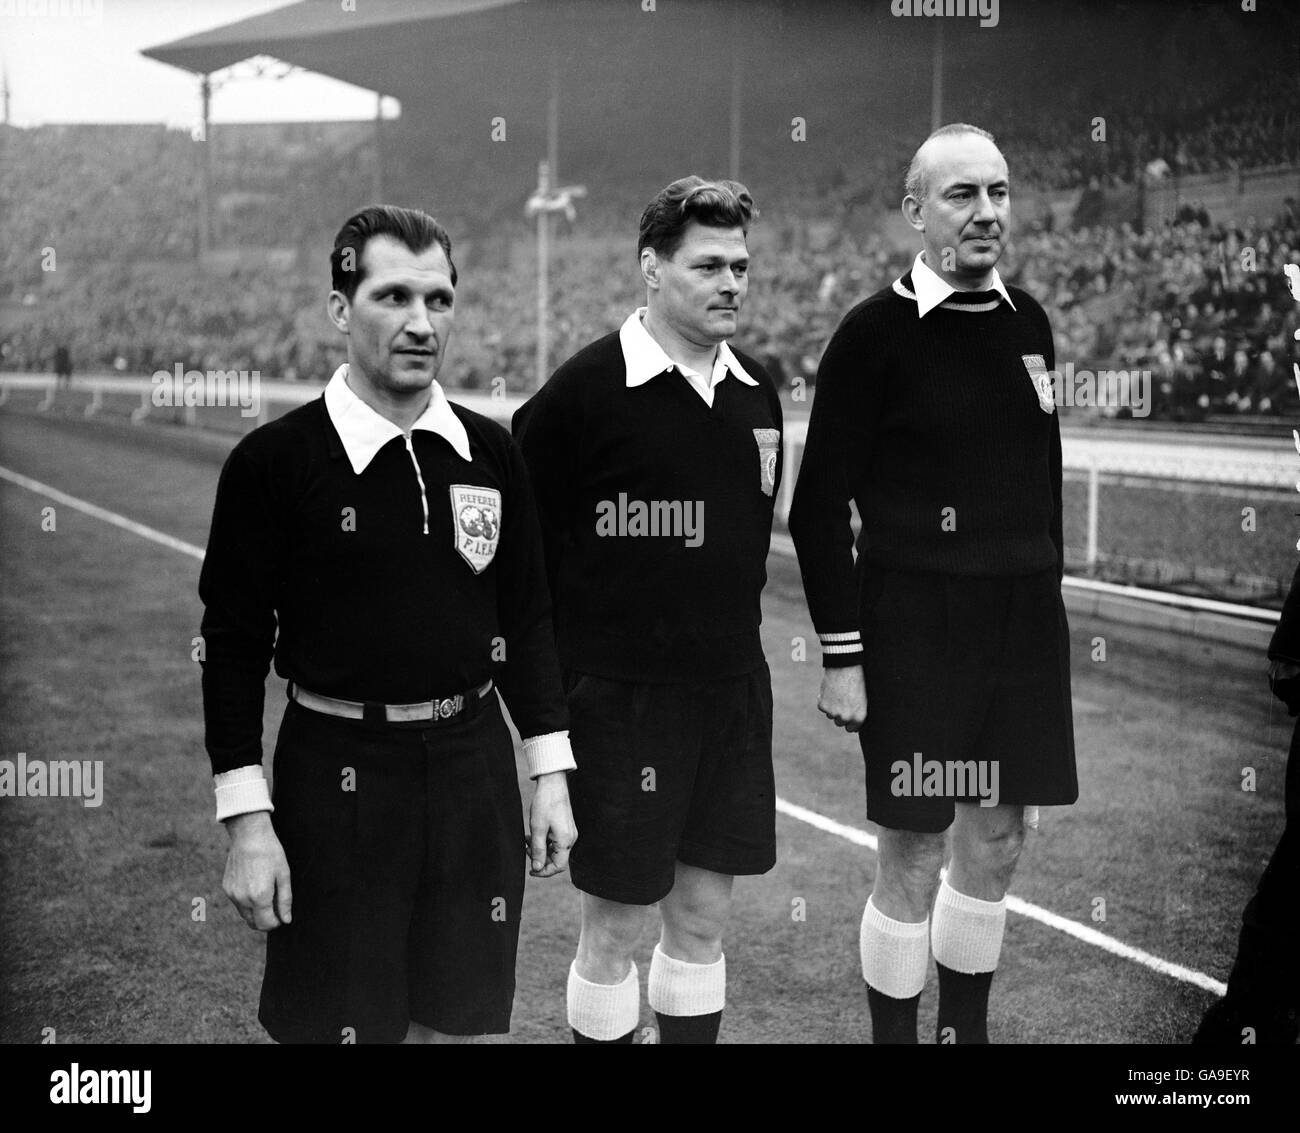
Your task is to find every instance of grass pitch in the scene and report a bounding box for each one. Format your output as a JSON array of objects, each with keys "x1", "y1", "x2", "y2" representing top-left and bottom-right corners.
[{"x1": 0, "y1": 408, "x2": 1290, "y2": 1044}]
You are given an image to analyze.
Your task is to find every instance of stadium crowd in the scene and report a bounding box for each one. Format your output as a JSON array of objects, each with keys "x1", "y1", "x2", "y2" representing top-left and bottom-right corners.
[
  {"x1": 1005, "y1": 201, "x2": 1300, "y2": 419},
  {"x1": 2, "y1": 51, "x2": 1298, "y2": 424},
  {"x1": 963, "y1": 69, "x2": 1300, "y2": 192}
]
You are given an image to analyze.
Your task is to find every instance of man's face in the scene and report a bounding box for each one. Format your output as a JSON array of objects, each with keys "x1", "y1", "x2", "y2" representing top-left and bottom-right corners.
[
  {"x1": 327, "y1": 235, "x2": 455, "y2": 398},
  {"x1": 645, "y1": 222, "x2": 749, "y2": 348},
  {"x1": 906, "y1": 133, "x2": 1010, "y2": 285}
]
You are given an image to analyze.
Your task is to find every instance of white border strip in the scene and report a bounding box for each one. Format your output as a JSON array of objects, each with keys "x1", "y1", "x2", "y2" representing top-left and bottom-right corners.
[
  {"x1": 0, "y1": 466, "x2": 206, "y2": 561},
  {"x1": 768, "y1": 533, "x2": 1278, "y2": 625},
  {"x1": 1064, "y1": 575, "x2": 1279, "y2": 623}
]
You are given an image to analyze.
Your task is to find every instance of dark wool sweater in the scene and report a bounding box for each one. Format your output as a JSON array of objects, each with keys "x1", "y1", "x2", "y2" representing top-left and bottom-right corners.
[
  {"x1": 512, "y1": 332, "x2": 783, "y2": 683},
  {"x1": 198, "y1": 396, "x2": 567, "y2": 774},
  {"x1": 787, "y1": 273, "x2": 1064, "y2": 668}
]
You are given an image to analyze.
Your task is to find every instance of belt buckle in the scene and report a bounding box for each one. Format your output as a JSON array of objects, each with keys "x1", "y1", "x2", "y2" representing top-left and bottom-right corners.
[{"x1": 436, "y1": 696, "x2": 459, "y2": 721}]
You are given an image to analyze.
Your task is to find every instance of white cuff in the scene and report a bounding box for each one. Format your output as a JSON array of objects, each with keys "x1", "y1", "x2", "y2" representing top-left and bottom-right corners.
[
  {"x1": 930, "y1": 877, "x2": 1007, "y2": 975},
  {"x1": 521, "y1": 730, "x2": 576, "y2": 778},
  {"x1": 860, "y1": 897, "x2": 930, "y2": 998},
  {"x1": 648, "y1": 944, "x2": 726, "y2": 1016},
  {"x1": 567, "y1": 961, "x2": 640, "y2": 1041},
  {"x1": 213, "y1": 765, "x2": 274, "y2": 823}
]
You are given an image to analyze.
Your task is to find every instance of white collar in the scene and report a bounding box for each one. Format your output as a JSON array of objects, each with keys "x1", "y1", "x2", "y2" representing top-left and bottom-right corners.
[
  {"x1": 909, "y1": 250, "x2": 1017, "y2": 317},
  {"x1": 323, "y1": 363, "x2": 471, "y2": 474},
  {"x1": 618, "y1": 307, "x2": 758, "y2": 388}
]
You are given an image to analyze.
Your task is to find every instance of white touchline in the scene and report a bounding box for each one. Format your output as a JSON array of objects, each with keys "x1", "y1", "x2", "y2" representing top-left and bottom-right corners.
[
  {"x1": 0, "y1": 466, "x2": 206, "y2": 561},
  {"x1": 774, "y1": 796, "x2": 1227, "y2": 997},
  {"x1": 0, "y1": 463, "x2": 1228, "y2": 999}
]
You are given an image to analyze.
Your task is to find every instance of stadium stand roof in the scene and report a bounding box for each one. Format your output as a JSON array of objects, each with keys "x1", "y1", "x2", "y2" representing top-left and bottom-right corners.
[
  {"x1": 139, "y1": 0, "x2": 873, "y2": 195},
  {"x1": 141, "y1": 0, "x2": 523, "y2": 81},
  {"x1": 140, "y1": 0, "x2": 886, "y2": 117}
]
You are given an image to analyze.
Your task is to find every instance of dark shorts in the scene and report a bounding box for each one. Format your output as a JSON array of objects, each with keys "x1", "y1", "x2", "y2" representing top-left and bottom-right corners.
[
  {"x1": 258, "y1": 693, "x2": 525, "y2": 1043},
  {"x1": 564, "y1": 664, "x2": 776, "y2": 905},
  {"x1": 859, "y1": 565, "x2": 1078, "y2": 834}
]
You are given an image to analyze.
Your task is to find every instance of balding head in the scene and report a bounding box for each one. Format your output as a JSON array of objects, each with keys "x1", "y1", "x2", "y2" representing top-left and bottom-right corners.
[{"x1": 904, "y1": 123, "x2": 1003, "y2": 205}]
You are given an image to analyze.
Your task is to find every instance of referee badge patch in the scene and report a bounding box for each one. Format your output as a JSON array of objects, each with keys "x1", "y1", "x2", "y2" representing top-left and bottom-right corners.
[
  {"x1": 1021, "y1": 353, "x2": 1056, "y2": 414},
  {"x1": 753, "y1": 428, "x2": 780, "y2": 497},
  {"x1": 449, "y1": 484, "x2": 501, "y2": 574}
]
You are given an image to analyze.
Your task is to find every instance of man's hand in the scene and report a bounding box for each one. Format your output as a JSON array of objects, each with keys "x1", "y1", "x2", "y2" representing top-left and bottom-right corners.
[
  {"x1": 223, "y1": 811, "x2": 292, "y2": 931},
  {"x1": 818, "y1": 665, "x2": 867, "y2": 732},
  {"x1": 528, "y1": 771, "x2": 577, "y2": 878}
]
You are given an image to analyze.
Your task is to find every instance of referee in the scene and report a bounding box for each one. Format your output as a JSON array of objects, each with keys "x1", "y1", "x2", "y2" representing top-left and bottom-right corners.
[
  {"x1": 513, "y1": 177, "x2": 782, "y2": 1044},
  {"x1": 788, "y1": 125, "x2": 1077, "y2": 1044},
  {"x1": 200, "y1": 205, "x2": 576, "y2": 1044}
]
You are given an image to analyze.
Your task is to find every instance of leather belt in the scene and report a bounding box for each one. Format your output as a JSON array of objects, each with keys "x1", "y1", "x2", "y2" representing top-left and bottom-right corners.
[{"x1": 287, "y1": 678, "x2": 494, "y2": 726}]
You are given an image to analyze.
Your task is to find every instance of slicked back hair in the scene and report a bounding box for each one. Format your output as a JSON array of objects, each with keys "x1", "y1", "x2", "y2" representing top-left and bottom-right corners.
[
  {"x1": 638, "y1": 176, "x2": 757, "y2": 260},
  {"x1": 904, "y1": 123, "x2": 999, "y2": 203},
  {"x1": 330, "y1": 205, "x2": 457, "y2": 300}
]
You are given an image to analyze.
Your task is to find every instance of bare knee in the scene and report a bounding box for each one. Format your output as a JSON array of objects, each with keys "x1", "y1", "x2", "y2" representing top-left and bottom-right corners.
[
  {"x1": 950, "y1": 810, "x2": 1026, "y2": 897},
  {"x1": 660, "y1": 893, "x2": 725, "y2": 963},
  {"x1": 872, "y1": 829, "x2": 945, "y2": 921},
  {"x1": 576, "y1": 895, "x2": 648, "y2": 983},
  {"x1": 659, "y1": 865, "x2": 732, "y2": 963}
]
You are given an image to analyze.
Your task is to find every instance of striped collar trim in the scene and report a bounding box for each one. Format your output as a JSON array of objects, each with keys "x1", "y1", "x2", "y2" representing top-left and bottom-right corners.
[
  {"x1": 894, "y1": 251, "x2": 1015, "y2": 316},
  {"x1": 891, "y1": 276, "x2": 1005, "y2": 312}
]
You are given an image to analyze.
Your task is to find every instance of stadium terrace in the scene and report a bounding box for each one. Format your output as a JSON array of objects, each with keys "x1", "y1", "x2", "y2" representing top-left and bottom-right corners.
[
  {"x1": 891, "y1": 0, "x2": 999, "y2": 29},
  {"x1": 150, "y1": 364, "x2": 260, "y2": 418}
]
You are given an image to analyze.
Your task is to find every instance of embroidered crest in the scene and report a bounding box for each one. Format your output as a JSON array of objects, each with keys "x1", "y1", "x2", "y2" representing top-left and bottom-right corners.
[
  {"x1": 1021, "y1": 354, "x2": 1055, "y2": 414},
  {"x1": 753, "y1": 428, "x2": 780, "y2": 497},
  {"x1": 449, "y1": 484, "x2": 501, "y2": 573}
]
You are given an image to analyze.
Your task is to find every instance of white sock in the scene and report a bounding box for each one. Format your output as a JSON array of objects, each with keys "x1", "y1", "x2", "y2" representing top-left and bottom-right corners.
[
  {"x1": 860, "y1": 896, "x2": 929, "y2": 999},
  {"x1": 648, "y1": 944, "x2": 725, "y2": 1016},
  {"x1": 930, "y1": 877, "x2": 1007, "y2": 974},
  {"x1": 566, "y1": 960, "x2": 640, "y2": 1040}
]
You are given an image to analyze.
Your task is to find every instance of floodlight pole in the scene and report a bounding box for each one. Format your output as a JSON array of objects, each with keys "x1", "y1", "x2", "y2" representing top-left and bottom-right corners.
[
  {"x1": 729, "y1": 45, "x2": 742, "y2": 181},
  {"x1": 930, "y1": 20, "x2": 944, "y2": 133},
  {"x1": 526, "y1": 65, "x2": 584, "y2": 390},
  {"x1": 373, "y1": 91, "x2": 385, "y2": 202},
  {"x1": 199, "y1": 73, "x2": 212, "y2": 260},
  {"x1": 535, "y1": 160, "x2": 551, "y2": 392},
  {"x1": 547, "y1": 58, "x2": 560, "y2": 183},
  {"x1": 534, "y1": 62, "x2": 560, "y2": 390}
]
